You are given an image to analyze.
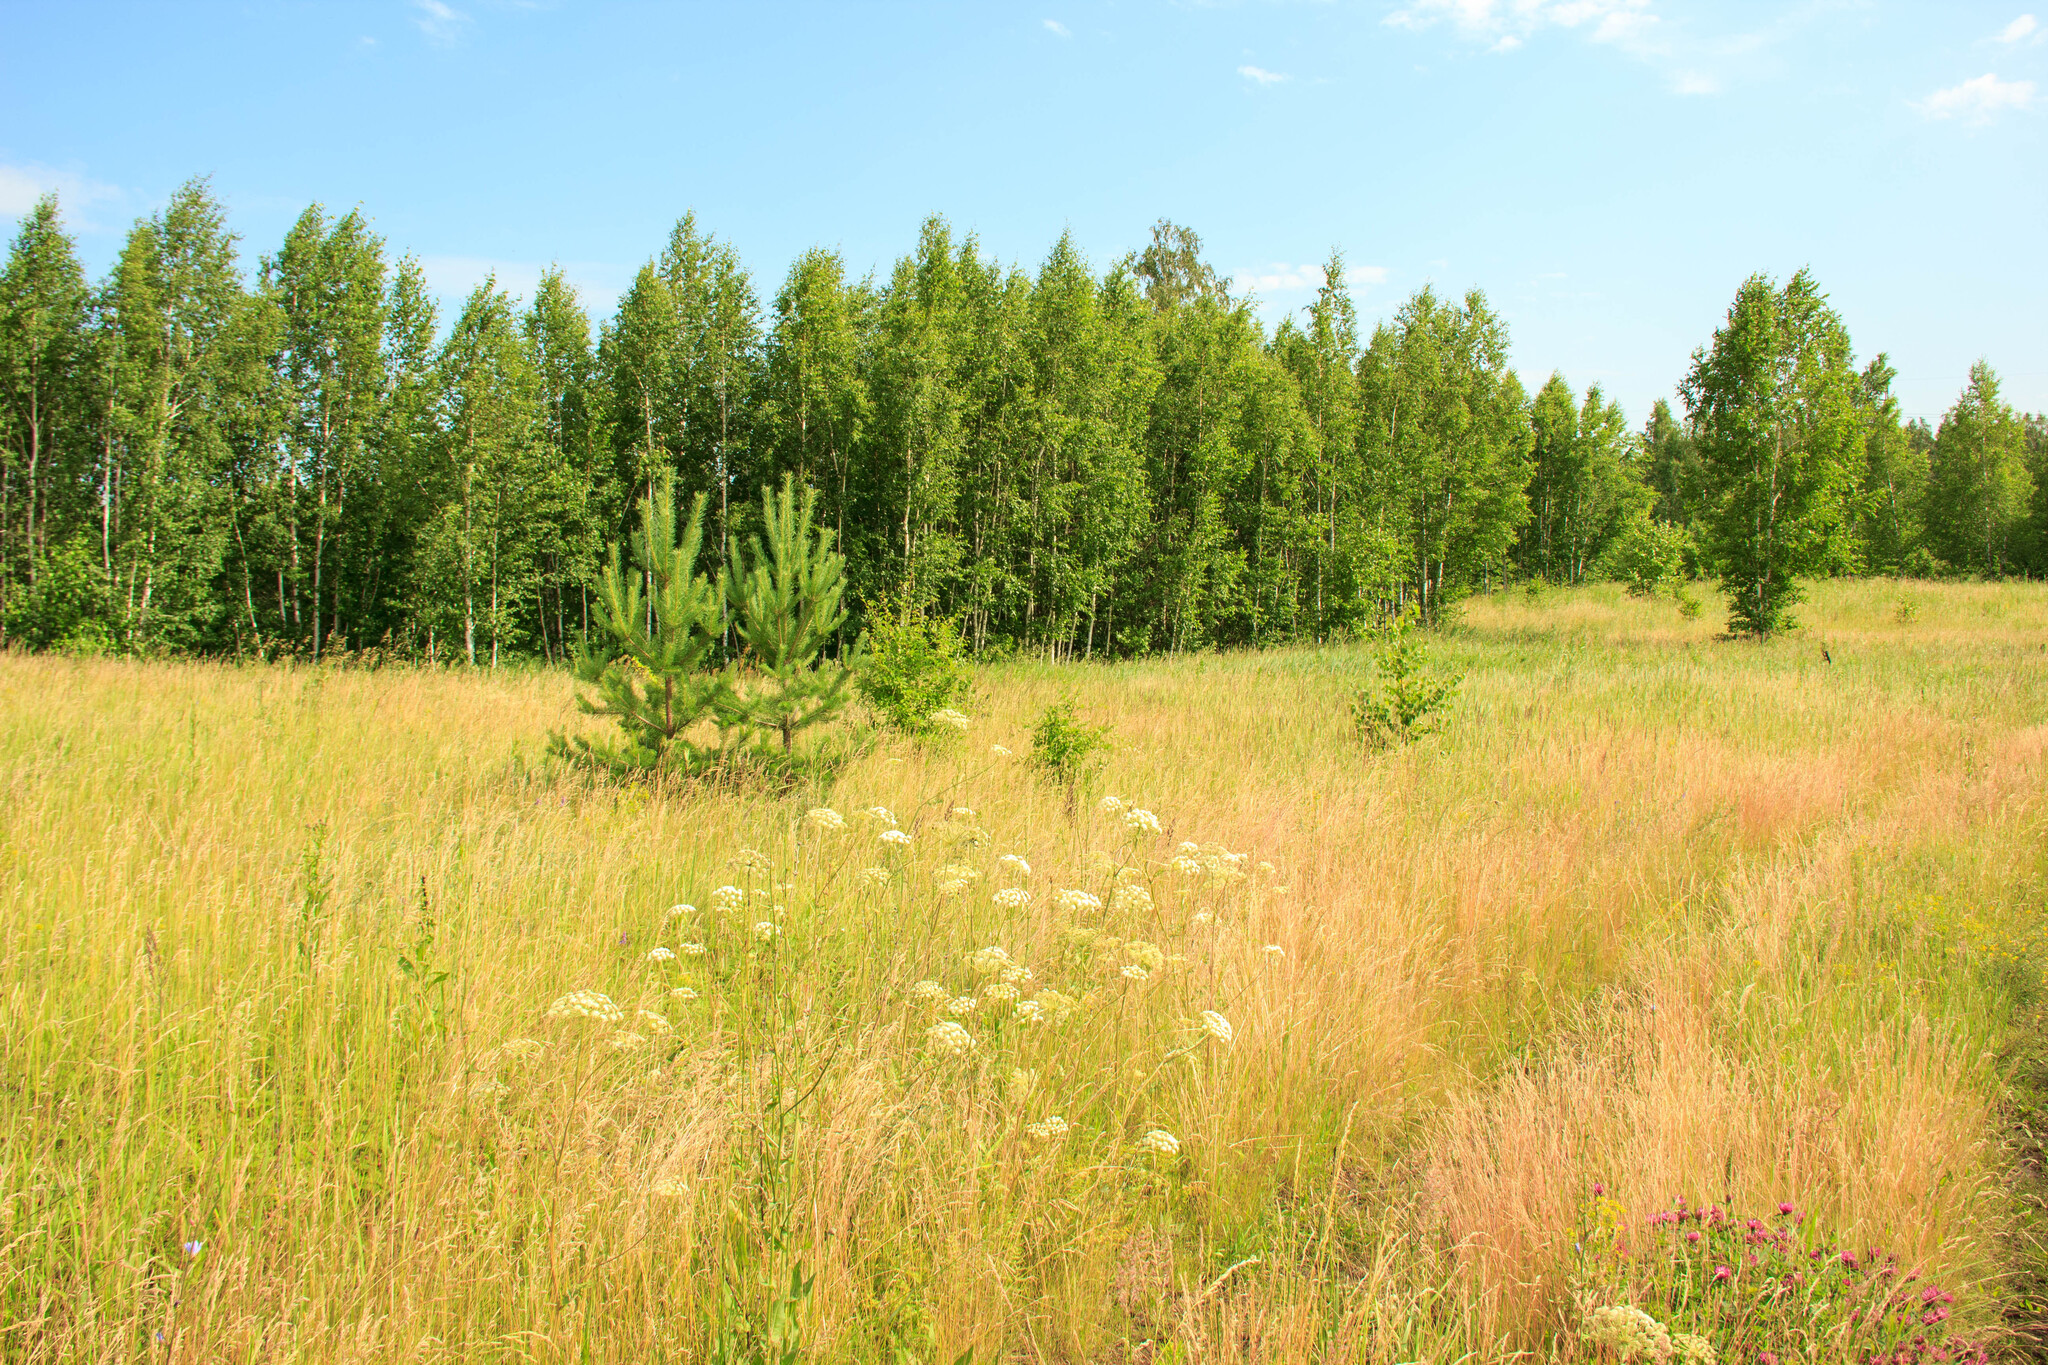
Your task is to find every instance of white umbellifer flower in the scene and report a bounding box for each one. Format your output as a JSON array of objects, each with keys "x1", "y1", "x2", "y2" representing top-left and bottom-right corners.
[
  {"x1": 1032, "y1": 990, "x2": 1079, "y2": 1024},
  {"x1": 861, "y1": 866, "x2": 892, "y2": 888},
  {"x1": 946, "y1": 995, "x2": 980, "y2": 1017},
  {"x1": 996, "y1": 853, "x2": 1032, "y2": 878},
  {"x1": 1192, "y1": 911, "x2": 1214, "y2": 926},
  {"x1": 1168, "y1": 854, "x2": 1205, "y2": 876},
  {"x1": 1007, "y1": 1067, "x2": 1037, "y2": 1100},
  {"x1": 1054, "y1": 888, "x2": 1102, "y2": 915},
  {"x1": 951, "y1": 806, "x2": 976, "y2": 819},
  {"x1": 608, "y1": 1030, "x2": 647, "y2": 1051},
  {"x1": 1014, "y1": 999, "x2": 1046, "y2": 1024},
  {"x1": 982, "y1": 980, "x2": 1019, "y2": 1003},
  {"x1": 1026, "y1": 1115, "x2": 1070, "y2": 1141},
  {"x1": 1262, "y1": 944, "x2": 1285, "y2": 959},
  {"x1": 1098, "y1": 794, "x2": 1125, "y2": 814},
  {"x1": 1256, "y1": 860, "x2": 1276, "y2": 876},
  {"x1": 1198, "y1": 1010, "x2": 1233, "y2": 1044},
  {"x1": 651, "y1": 1175, "x2": 688, "y2": 1199},
  {"x1": 864, "y1": 806, "x2": 898, "y2": 827},
  {"x1": 879, "y1": 828, "x2": 912, "y2": 847},
  {"x1": 646, "y1": 946, "x2": 675, "y2": 962},
  {"x1": 670, "y1": 986, "x2": 700, "y2": 1002},
  {"x1": 1110, "y1": 881, "x2": 1153, "y2": 914},
  {"x1": 1176, "y1": 840, "x2": 1200, "y2": 854},
  {"x1": 501, "y1": 1038, "x2": 546, "y2": 1061},
  {"x1": 909, "y1": 979, "x2": 946, "y2": 1002},
  {"x1": 935, "y1": 864, "x2": 979, "y2": 896},
  {"x1": 1124, "y1": 940, "x2": 1165, "y2": 971},
  {"x1": 711, "y1": 885, "x2": 745, "y2": 913},
  {"x1": 999, "y1": 962, "x2": 1034, "y2": 986},
  {"x1": 469, "y1": 1076, "x2": 511, "y2": 1102},
  {"x1": 965, "y1": 946, "x2": 1013, "y2": 975},
  {"x1": 679, "y1": 942, "x2": 706, "y2": 956},
  {"x1": 925, "y1": 1021, "x2": 976, "y2": 1057},
  {"x1": 989, "y1": 744, "x2": 1012, "y2": 757},
  {"x1": 751, "y1": 921, "x2": 781, "y2": 941},
  {"x1": 1136, "y1": 1128, "x2": 1180, "y2": 1156},
  {"x1": 1580, "y1": 1305, "x2": 1673, "y2": 1364},
  {"x1": 992, "y1": 887, "x2": 1030, "y2": 910},
  {"x1": 929, "y1": 708, "x2": 970, "y2": 731},
  {"x1": 546, "y1": 990, "x2": 624, "y2": 1023},
  {"x1": 1673, "y1": 1335, "x2": 1715, "y2": 1365},
  {"x1": 668, "y1": 903, "x2": 695, "y2": 918},
  {"x1": 1120, "y1": 964, "x2": 1150, "y2": 982},
  {"x1": 804, "y1": 807, "x2": 846, "y2": 832},
  {"x1": 730, "y1": 847, "x2": 770, "y2": 872},
  {"x1": 1124, "y1": 808, "x2": 1162, "y2": 835},
  {"x1": 637, "y1": 1009, "x2": 674, "y2": 1036}
]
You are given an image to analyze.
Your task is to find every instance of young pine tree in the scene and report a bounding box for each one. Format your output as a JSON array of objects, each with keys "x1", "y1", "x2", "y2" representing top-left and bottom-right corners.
[
  {"x1": 722, "y1": 474, "x2": 856, "y2": 754},
  {"x1": 556, "y1": 479, "x2": 731, "y2": 776}
]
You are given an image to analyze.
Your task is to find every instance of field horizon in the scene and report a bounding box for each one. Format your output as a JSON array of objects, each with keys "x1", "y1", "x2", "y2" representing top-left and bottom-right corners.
[{"x1": 5, "y1": 578, "x2": 2046, "y2": 1363}]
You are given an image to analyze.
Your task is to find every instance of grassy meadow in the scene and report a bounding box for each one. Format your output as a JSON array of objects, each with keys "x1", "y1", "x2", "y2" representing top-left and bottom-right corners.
[{"x1": 4, "y1": 579, "x2": 2046, "y2": 1363}]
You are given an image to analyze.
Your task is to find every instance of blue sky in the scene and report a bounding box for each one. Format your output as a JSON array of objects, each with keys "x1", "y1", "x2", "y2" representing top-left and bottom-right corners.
[{"x1": 2, "y1": 0, "x2": 2042, "y2": 426}]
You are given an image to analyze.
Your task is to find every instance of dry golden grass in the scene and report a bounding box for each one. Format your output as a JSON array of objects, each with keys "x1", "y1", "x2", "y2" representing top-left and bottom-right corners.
[{"x1": 3, "y1": 578, "x2": 2044, "y2": 1363}]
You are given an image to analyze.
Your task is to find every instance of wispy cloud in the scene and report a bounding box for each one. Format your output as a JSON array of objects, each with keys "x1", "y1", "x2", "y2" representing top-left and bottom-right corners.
[
  {"x1": 1913, "y1": 72, "x2": 2037, "y2": 123},
  {"x1": 1232, "y1": 261, "x2": 1386, "y2": 293},
  {"x1": 0, "y1": 161, "x2": 126, "y2": 229},
  {"x1": 1994, "y1": 14, "x2": 2039, "y2": 44},
  {"x1": 1043, "y1": 18, "x2": 1070, "y2": 38},
  {"x1": 412, "y1": 0, "x2": 470, "y2": 44},
  {"x1": 1238, "y1": 64, "x2": 1291, "y2": 85}
]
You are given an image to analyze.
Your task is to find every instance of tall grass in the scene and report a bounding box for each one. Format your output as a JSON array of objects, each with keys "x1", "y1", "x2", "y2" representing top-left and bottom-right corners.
[{"x1": 3, "y1": 580, "x2": 2044, "y2": 1362}]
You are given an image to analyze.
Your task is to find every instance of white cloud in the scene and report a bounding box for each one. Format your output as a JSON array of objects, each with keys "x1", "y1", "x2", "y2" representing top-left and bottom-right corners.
[
  {"x1": 0, "y1": 162, "x2": 125, "y2": 228},
  {"x1": 1913, "y1": 72, "x2": 2037, "y2": 123},
  {"x1": 1994, "y1": 14, "x2": 2038, "y2": 43},
  {"x1": 1672, "y1": 70, "x2": 1719, "y2": 95},
  {"x1": 1386, "y1": 0, "x2": 1660, "y2": 56},
  {"x1": 1232, "y1": 261, "x2": 1386, "y2": 294},
  {"x1": 412, "y1": 0, "x2": 469, "y2": 44},
  {"x1": 1238, "y1": 64, "x2": 1291, "y2": 85},
  {"x1": 1043, "y1": 18, "x2": 1070, "y2": 38}
]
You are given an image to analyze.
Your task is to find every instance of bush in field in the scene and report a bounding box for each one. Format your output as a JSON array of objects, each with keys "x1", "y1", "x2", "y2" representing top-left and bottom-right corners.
[
  {"x1": 2, "y1": 534, "x2": 113, "y2": 654},
  {"x1": 1600, "y1": 511, "x2": 1691, "y2": 598},
  {"x1": 1353, "y1": 619, "x2": 1461, "y2": 749},
  {"x1": 1030, "y1": 699, "x2": 1111, "y2": 808},
  {"x1": 856, "y1": 595, "x2": 972, "y2": 737},
  {"x1": 722, "y1": 475, "x2": 857, "y2": 755}
]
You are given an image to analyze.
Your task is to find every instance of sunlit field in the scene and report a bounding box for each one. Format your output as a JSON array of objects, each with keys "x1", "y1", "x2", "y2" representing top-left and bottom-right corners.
[{"x1": 5, "y1": 580, "x2": 2046, "y2": 1363}]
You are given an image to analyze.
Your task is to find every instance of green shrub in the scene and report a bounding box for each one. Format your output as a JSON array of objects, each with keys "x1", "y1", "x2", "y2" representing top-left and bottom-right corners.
[
  {"x1": 1600, "y1": 511, "x2": 1691, "y2": 598},
  {"x1": 1029, "y1": 700, "x2": 1111, "y2": 808},
  {"x1": 856, "y1": 597, "x2": 972, "y2": 736},
  {"x1": 1352, "y1": 623, "x2": 1461, "y2": 750},
  {"x1": 3, "y1": 535, "x2": 114, "y2": 653}
]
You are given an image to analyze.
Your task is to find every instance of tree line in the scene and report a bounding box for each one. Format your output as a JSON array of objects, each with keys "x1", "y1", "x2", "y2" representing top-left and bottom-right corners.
[{"x1": 2, "y1": 180, "x2": 2043, "y2": 657}]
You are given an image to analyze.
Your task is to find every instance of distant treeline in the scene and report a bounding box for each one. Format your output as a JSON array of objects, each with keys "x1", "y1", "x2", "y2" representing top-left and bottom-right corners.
[{"x1": 1, "y1": 181, "x2": 2043, "y2": 659}]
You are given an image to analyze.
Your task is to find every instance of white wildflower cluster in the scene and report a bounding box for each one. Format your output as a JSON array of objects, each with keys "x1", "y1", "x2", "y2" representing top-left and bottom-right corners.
[
  {"x1": 966, "y1": 946, "x2": 1014, "y2": 976},
  {"x1": 651, "y1": 1175, "x2": 689, "y2": 1199},
  {"x1": 1168, "y1": 854, "x2": 1206, "y2": 877},
  {"x1": 879, "y1": 828, "x2": 912, "y2": 847},
  {"x1": 864, "y1": 806, "x2": 898, "y2": 827},
  {"x1": 1262, "y1": 944, "x2": 1286, "y2": 960},
  {"x1": 637, "y1": 1009, "x2": 674, "y2": 1036},
  {"x1": 804, "y1": 806, "x2": 846, "y2": 832},
  {"x1": 929, "y1": 708, "x2": 970, "y2": 731},
  {"x1": 1124, "y1": 940, "x2": 1165, "y2": 972},
  {"x1": 946, "y1": 995, "x2": 980, "y2": 1017},
  {"x1": 935, "y1": 864, "x2": 980, "y2": 896},
  {"x1": 645, "y1": 946, "x2": 675, "y2": 963},
  {"x1": 861, "y1": 866, "x2": 892, "y2": 888},
  {"x1": 711, "y1": 885, "x2": 746, "y2": 913},
  {"x1": 546, "y1": 990, "x2": 624, "y2": 1023},
  {"x1": 1098, "y1": 795, "x2": 1125, "y2": 814},
  {"x1": 950, "y1": 806, "x2": 976, "y2": 819},
  {"x1": 1013, "y1": 999, "x2": 1046, "y2": 1024},
  {"x1": 909, "y1": 979, "x2": 946, "y2": 1002},
  {"x1": 1025, "y1": 1115, "x2": 1070, "y2": 1141},
  {"x1": 992, "y1": 887, "x2": 1031, "y2": 909},
  {"x1": 1580, "y1": 1306, "x2": 1673, "y2": 1364},
  {"x1": 982, "y1": 980, "x2": 1019, "y2": 1003},
  {"x1": 1110, "y1": 871, "x2": 1153, "y2": 914},
  {"x1": 1136, "y1": 1129, "x2": 1180, "y2": 1156},
  {"x1": 1053, "y1": 888, "x2": 1103, "y2": 914},
  {"x1": 1124, "y1": 808, "x2": 1162, "y2": 836},
  {"x1": 989, "y1": 744, "x2": 1012, "y2": 757},
  {"x1": 1006, "y1": 1067, "x2": 1037, "y2": 1101},
  {"x1": 1120, "y1": 964, "x2": 1150, "y2": 982},
  {"x1": 1029, "y1": 989, "x2": 1079, "y2": 1024},
  {"x1": 679, "y1": 942, "x2": 706, "y2": 956},
  {"x1": 1192, "y1": 911, "x2": 1214, "y2": 926},
  {"x1": 730, "y1": 847, "x2": 770, "y2": 872},
  {"x1": 608, "y1": 1030, "x2": 647, "y2": 1052},
  {"x1": 668, "y1": 903, "x2": 695, "y2": 919},
  {"x1": 752, "y1": 921, "x2": 781, "y2": 942},
  {"x1": 948, "y1": 824, "x2": 991, "y2": 849},
  {"x1": 995, "y1": 853, "x2": 1031, "y2": 878},
  {"x1": 1000, "y1": 961, "x2": 1034, "y2": 987},
  {"x1": 1256, "y1": 860, "x2": 1276, "y2": 877},
  {"x1": 926, "y1": 1021, "x2": 977, "y2": 1057},
  {"x1": 470, "y1": 1076, "x2": 511, "y2": 1103},
  {"x1": 1198, "y1": 1010, "x2": 1233, "y2": 1044},
  {"x1": 1673, "y1": 1335, "x2": 1716, "y2": 1365},
  {"x1": 670, "y1": 986, "x2": 700, "y2": 1002}
]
